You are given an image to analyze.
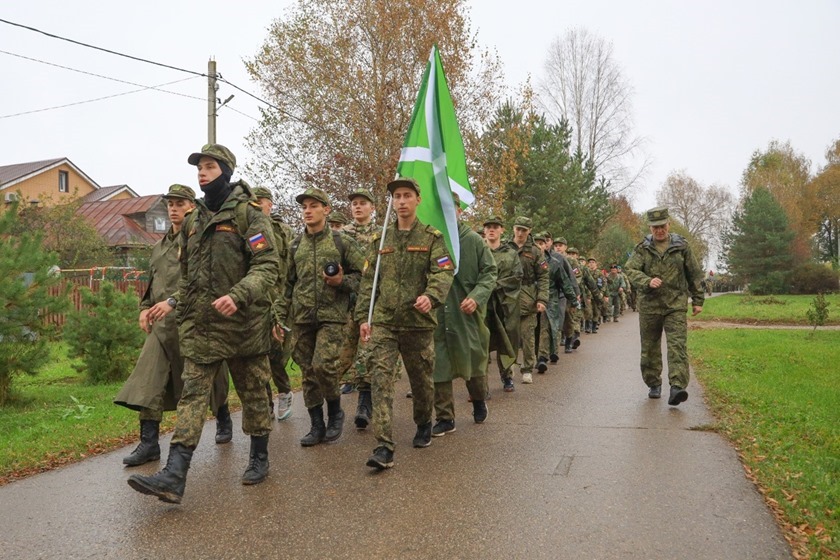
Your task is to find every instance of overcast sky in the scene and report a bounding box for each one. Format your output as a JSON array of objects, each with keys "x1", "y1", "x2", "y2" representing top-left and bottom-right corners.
[{"x1": 2, "y1": 0, "x2": 838, "y2": 212}]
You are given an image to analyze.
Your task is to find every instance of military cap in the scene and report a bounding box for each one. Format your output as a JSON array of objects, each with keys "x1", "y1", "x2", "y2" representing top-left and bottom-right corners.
[
  {"x1": 554, "y1": 237, "x2": 567, "y2": 245},
  {"x1": 513, "y1": 216, "x2": 532, "y2": 229},
  {"x1": 646, "y1": 206, "x2": 670, "y2": 226},
  {"x1": 387, "y1": 177, "x2": 421, "y2": 195},
  {"x1": 610, "y1": 264, "x2": 619, "y2": 269},
  {"x1": 187, "y1": 143, "x2": 236, "y2": 171},
  {"x1": 328, "y1": 212, "x2": 349, "y2": 225},
  {"x1": 348, "y1": 188, "x2": 374, "y2": 203},
  {"x1": 567, "y1": 247, "x2": 579, "y2": 255},
  {"x1": 295, "y1": 187, "x2": 331, "y2": 206},
  {"x1": 252, "y1": 187, "x2": 274, "y2": 201},
  {"x1": 483, "y1": 215, "x2": 505, "y2": 227},
  {"x1": 533, "y1": 231, "x2": 548, "y2": 242},
  {"x1": 162, "y1": 184, "x2": 195, "y2": 202},
  {"x1": 544, "y1": 231, "x2": 552, "y2": 239},
  {"x1": 587, "y1": 257, "x2": 597, "y2": 263}
]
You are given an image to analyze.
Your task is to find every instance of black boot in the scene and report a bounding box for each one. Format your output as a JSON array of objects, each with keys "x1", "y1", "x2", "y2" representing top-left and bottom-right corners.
[
  {"x1": 123, "y1": 419, "x2": 160, "y2": 467},
  {"x1": 215, "y1": 403, "x2": 233, "y2": 444},
  {"x1": 473, "y1": 401, "x2": 488, "y2": 424},
  {"x1": 572, "y1": 333, "x2": 581, "y2": 349},
  {"x1": 564, "y1": 337, "x2": 573, "y2": 354},
  {"x1": 241, "y1": 435, "x2": 269, "y2": 485},
  {"x1": 300, "y1": 405, "x2": 326, "y2": 447},
  {"x1": 354, "y1": 390, "x2": 372, "y2": 430},
  {"x1": 325, "y1": 398, "x2": 345, "y2": 442},
  {"x1": 584, "y1": 320, "x2": 592, "y2": 334},
  {"x1": 127, "y1": 443, "x2": 193, "y2": 504}
]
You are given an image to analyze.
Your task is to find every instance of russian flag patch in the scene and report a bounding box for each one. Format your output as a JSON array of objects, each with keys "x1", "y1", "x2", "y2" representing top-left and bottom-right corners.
[
  {"x1": 437, "y1": 255, "x2": 452, "y2": 268},
  {"x1": 248, "y1": 232, "x2": 268, "y2": 252}
]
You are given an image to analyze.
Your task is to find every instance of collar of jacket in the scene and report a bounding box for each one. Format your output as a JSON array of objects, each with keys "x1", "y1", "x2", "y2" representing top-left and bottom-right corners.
[
  {"x1": 642, "y1": 232, "x2": 686, "y2": 252},
  {"x1": 304, "y1": 226, "x2": 331, "y2": 240}
]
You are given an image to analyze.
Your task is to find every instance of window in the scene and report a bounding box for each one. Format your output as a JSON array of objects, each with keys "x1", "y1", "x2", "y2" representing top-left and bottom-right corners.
[
  {"x1": 153, "y1": 217, "x2": 167, "y2": 232},
  {"x1": 58, "y1": 170, "x2": 68, "y2": 193}
]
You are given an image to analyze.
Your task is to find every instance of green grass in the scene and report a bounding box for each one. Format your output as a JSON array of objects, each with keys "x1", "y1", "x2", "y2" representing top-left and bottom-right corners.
[
  {"x1": 0, "y1": 343, "x2": 301, "y2": 484},
  {"x1": 690, "y1": 329, "x2": 840, "y2": 558},
  {"x1": 693, "y1": 293, "x2": 840, "y2": 325}
]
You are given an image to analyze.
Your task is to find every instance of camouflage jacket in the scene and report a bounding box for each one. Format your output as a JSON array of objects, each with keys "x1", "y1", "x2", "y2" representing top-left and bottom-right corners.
[
  {"x1": 278, "y1": 227, "x2": 365, "y2": 326},
  {"x1": 606, "y1": 272, "x2": 626, "y2": 295},
  {"x1": 176, "y1": 181, "x2": 279, "y2": 363},
  {"x1": 343, "y1": 221, "x2": 381, "y2": 247},
  {"x1": 355, "y1": 219, "x2": 454, "y2": 329},
  {"x1": 516, "y1": 237, "x2": 550, "y2": 316},
  {"x1": 268, "y1": 214, "x2": 293, "y2": 302},
  {"x1": 624, "y1": 233, "x2": 705, "y2": 313}
]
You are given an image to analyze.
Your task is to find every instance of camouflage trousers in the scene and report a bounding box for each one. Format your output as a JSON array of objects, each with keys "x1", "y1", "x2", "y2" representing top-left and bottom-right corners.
[
  {"x1": 139, "y1": 367, "x2": 229, "y2": 422},
  {"x1": 369, "y1": 327, "x2": 435, "y2": 451},
  {"x1": 172, "y1": 357, "x2": 270, "y2": 448},
  {"x1": 581, "y1": 297, "x2": 593, "y2": 322},
  {"x1": 620, "y1": 292, "x2": 627, "y2": 313},
  {"x1": 610, "y1": 294, "x2": 622, "y2": 319},
  {"x1": 434, "y1": 375, "x2": 487, "y2": 422},
  {"x1": 562, "y1": 305, "x2": 581, "y2": 338},
  {"x1": 638, "y1": 311, "x2": 690, "y2": 389},
  {"x1": 337, "y1": 316, "x2": 372, "y2": 391},
  {"x1": 519, "y1": 313, "x2": 538, "y2": 373},
  {"x1": 267, "y1": 336, "x2": 292, "y2": 395},
  {"x1": 292, "y1": 322, "x2": 345, "y2": 409}
]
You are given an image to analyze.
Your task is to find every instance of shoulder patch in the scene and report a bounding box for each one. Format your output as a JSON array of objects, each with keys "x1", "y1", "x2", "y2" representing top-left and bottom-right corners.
[
  {"x1": 426, "y1": 226, "x2": 443, "y2": 238},
  {"x1": 248, "y1": 201, "x2": 262, "y2": 209}
]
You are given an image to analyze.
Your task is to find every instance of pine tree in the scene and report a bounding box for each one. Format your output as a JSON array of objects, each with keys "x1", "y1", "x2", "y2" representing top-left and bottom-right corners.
[
  {"x1": 0, "y1": 203, "x2": 64, "y2": 405},
  {"x1": 722, "y1": 187, "x2": 795, "y2": 294}
]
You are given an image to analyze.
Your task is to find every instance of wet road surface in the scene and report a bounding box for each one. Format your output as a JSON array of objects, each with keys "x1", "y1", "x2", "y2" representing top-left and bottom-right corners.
[{"x1": 0, "y1": 316, "x2": 792, "y2": 559}]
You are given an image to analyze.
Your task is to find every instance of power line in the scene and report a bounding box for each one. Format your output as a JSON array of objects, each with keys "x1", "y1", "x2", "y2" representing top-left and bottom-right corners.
[
  {"x1": 0, "y1": 49, "x2": 204, "y2": 101},
  {"x1": 220, "y1": 104, "x2": 259, "y2": 122},
  {"x1": 0, "y1": 17, "x2": 314, "y2": 127},
  {"x1": 0, "y1": 77, "x2": 196, "y2": 119}
]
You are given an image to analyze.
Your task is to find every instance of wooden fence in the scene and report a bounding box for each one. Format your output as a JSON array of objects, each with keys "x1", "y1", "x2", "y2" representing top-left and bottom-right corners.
[{"x1": 44, "y1": 274, "x2": 149, "y2": 328}]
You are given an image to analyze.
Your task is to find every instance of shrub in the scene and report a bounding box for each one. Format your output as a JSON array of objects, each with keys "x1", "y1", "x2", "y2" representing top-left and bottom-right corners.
[
  {"x1": 748, "y1": 270, "x2": 790, "y2": 295},
  {"x1": 64, "y1": 281, "x2": 144, "y2": 384},
  {"x1": 788, "y1": 263, "x2": 839, "y2": 294}
]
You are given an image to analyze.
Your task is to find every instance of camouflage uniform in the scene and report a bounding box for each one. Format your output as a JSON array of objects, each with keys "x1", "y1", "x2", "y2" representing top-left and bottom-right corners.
[
  {"x1": 355, "y1": 218, "x2": 454, "y2": 452},
  {"x1": 277, "y1": 190, "x2": 365, "y2": 411},
  {"x1": 514, "y1": 219, "x2": 549, "y2": 375},
  {"x1": 606, "y1": 269, "x2": 626, "y2": 320},
  {"x1": 173, "y1": 178, "x2": 278, "y2": 448},
  {"x1": 624, "y1": 209, "x2": 705, "y2": 391},
  {"x1": 538, "y1": 246, "x2": 575, "y2": 361},
  {"x1": 340, "y1": 218, "x2": 382, "y2": 391}
]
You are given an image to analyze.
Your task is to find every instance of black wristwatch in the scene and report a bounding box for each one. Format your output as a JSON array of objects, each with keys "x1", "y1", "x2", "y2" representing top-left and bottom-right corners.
[{"x1": 166, "y1": 297, "x2": 177, "y2": 308}]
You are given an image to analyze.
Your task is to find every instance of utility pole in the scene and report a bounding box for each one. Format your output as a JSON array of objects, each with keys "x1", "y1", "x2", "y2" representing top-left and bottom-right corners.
[{"x1": 207, "y1": 58, "x2": 218, "y2": 144}]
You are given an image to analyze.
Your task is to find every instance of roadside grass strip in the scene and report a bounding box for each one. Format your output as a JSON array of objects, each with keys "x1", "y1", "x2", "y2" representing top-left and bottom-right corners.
[
  {"x1": 692, "y1": 293, "x2": 840, "y2": 326},
  {"x1": 690, "y1": 328, "x2": 839, "y2": 559}
]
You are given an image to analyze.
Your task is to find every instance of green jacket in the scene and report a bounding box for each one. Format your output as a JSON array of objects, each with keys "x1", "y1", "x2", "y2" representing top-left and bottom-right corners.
[
  {"x1": 624, "y1": 233, "x2": 705, "y2": 313},
  {"x1": 487, "y1": 241, "x2": 522, "y2": 369},
  {"x1": 434, "y1": 223, "x2": 497, "y2": 382},
  {"x1": 267, "y1": 215, "x2": 292, "y2": 302},
  {"x1": 516, "y1": 236, "x2": 550, "y2": 316},
  {"x1": 279, "y1": 228, "x2": 365, "y2": 325},
  {"x1": 606, "y1": 272, "x2": 626, "y2": 296},
  {"x1": 355, "y1": 219, "x2": 454, "y2": 329},
  {"x1": 176, "y1": 181, "x2": 279, "y2": 363},
  {"x1": 343, "y1": 221, "x2": 381, "y2": 247}
]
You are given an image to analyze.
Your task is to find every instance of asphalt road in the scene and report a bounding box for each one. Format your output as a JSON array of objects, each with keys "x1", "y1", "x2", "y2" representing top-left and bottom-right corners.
[{"x1": 0, "y1": 314, "x2": 792, "y2": 559}]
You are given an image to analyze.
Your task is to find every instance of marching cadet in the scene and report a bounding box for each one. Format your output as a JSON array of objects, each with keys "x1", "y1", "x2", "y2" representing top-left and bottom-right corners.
[
  {"x1": 274, "y1": 188, "x2": 365, "y2": 447},
  {"x1": 115, "y1": 184, "x2": 231, "y2": 466},
  {"x1": 482, "y1": 216, "x2": 522, "y2": 392},
  {"x1": 328, "y1": 212, "x2": 349, "y2": 232},
  {"x1": 534, "y1": 233, "x2": 576, "y2": 368},
  {"x1": 432, "y1": 194, "x2": 497, "y2": 433},
  {"x1": 128, "y1": 144, "x2": 279, "y2": 503},
  {"x1": 511, "y1": 217, "x2": 549, "y2": 384},
  {"x1": 356, "y1": 178, "x2": 454, "y2": 470}
]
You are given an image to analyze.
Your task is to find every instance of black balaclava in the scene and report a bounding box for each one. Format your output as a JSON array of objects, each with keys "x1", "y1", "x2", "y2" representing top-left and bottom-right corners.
[{"x1": 201, "y1": 160, "x2": 233, "y2": 212}]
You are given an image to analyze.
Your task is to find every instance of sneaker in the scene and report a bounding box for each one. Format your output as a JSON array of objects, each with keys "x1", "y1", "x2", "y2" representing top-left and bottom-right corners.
[
  {"x1": 502, "y1": 378, "x2": 515, "y2": 392},
  {"x1": 276, "y1": 392, "x2": 293, "y2": 421},
  {"x1": 668, "y1": 386, "x2": 688, "y2": 406},
  {"x1": 549, "y1": 354, "x2": 559, "y2": 363},
  {"x1": 537, "y1": 358, "x2": 548, "y2": 373},
  {"x1": 432, "y1": 419, "x2": 456, "y2": 437},
  {"x1": 522, "y1": 372, "x2": 533, "y2": 384},
  {"x1": 412, "y1": 422, "x2": 432, "y2": 448},
  {"x1": 340, "y1": 383, "x2": 354, "y2": 394},
  {"x1": 648, "y1": 385, "x2": 662, "y2": 399},
  {"x1": 472, "y1": 401, "x2": 488, "y2": 424},
  {"x1": 366, "y1": 446, "x2": 394, "y2": 470}
]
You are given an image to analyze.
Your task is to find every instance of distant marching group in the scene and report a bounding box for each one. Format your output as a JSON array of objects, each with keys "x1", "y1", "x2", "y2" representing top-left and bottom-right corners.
[{"x1": 118, "y1": 143, "x2": 704, "y2": 505}]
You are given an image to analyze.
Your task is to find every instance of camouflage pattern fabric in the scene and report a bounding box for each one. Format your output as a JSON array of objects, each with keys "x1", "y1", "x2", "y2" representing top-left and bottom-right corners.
[
  {"x1": 369, "y1": 328, "x2": 435, "y2": 452},
  {"x1": 171, "y1": 357, "x2": 271, "y2": 448},
  {"x1": 292, "y1": 321, "x2": 346, "y2": 408},
  {"x1": 638, "y1": 311, "x2": 690, "y2": 388}
]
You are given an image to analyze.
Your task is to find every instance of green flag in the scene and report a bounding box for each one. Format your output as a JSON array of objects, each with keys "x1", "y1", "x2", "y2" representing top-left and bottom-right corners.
[{"x1": 397, "y1": 45, "x2": 473, "y2": 271}]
